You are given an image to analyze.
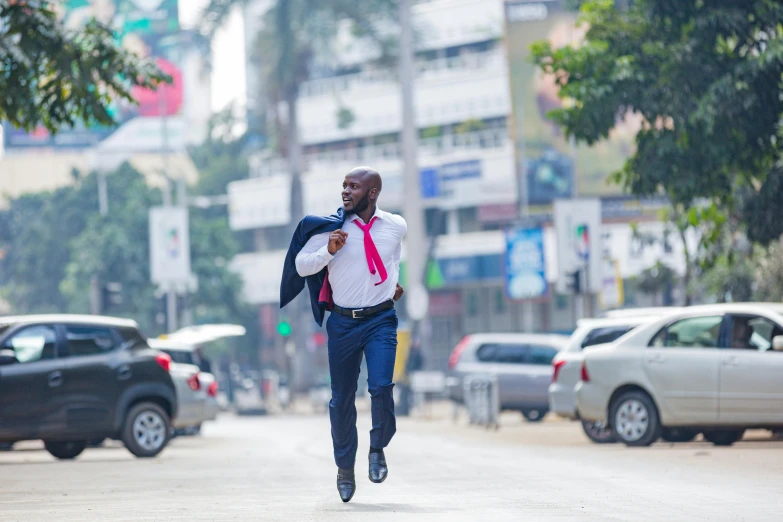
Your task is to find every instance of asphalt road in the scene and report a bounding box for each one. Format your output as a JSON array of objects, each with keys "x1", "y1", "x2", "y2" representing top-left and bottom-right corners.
[{"x1": 1, "y1": 408, "x2": 782, "y2": 522}]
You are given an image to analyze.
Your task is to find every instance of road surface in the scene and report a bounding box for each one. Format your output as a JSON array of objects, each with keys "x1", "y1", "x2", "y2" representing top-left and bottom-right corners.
[{"x1": 1, "y1": 408, "x2": 781, "y2": 521}]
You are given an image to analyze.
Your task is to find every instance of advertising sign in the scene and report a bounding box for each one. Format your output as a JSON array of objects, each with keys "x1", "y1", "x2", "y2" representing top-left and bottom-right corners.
[
  {"x1": 4, "y1": 0, "x2": 183, "y2": 150},
  {"x1": 504, "y1": 0, "x2": 640, "y2": 208},
  {"x1": 553, "y1": 198, "x2": 602, "y2": 294},
  {"x1": 505, "y1": 227, "x2": 548, "y2": 300},
  {"x1": 149, "y1": 206, "x2": 191, "y2": 287}
]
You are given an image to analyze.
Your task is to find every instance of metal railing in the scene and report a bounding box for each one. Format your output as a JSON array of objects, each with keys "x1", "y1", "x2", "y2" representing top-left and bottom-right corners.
[
  {"x1": 300, "y1": 49, "x2": 505, "y2": 98},
  {"x1": 303, "y1": 129, "x2": 509, "y2": 165}
]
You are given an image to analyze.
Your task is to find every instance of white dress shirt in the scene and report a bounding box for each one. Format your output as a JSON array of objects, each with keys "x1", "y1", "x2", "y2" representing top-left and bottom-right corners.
[{"x1": 295, "y1": 208, "x2": 407, "y2": 308}]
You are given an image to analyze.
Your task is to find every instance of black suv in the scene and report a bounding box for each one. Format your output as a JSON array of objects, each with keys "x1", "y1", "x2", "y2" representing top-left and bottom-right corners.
[{"x1": 0, "y1": 315, "x2": 177, "y2": 460}]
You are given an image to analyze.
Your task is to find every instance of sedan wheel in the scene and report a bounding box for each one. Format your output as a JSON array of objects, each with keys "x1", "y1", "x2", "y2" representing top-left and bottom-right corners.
[
  {"x1": 610, "y1": 390, "x2": 661, "y2": 447},
  {"x1": 581, "y1": 419, "x2": 617, "y2": 444}
]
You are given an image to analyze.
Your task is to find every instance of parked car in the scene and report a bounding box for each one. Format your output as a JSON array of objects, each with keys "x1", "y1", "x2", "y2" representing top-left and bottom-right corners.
[
  {"x1": 549, "y1": 315, "x2": 666, "y2": 443},
  {"x1": 148, "y1": 339, "x2": 219, "y2": 435},
  {"x1": 447, "y1": 333, "x2": 569, "y2": 421},
  {"x1": 576, "y1": 303, "x2": 783, "y2": 447},
  {"x1": 0, "y1": 315, "x2": 177, "y2": 459}
]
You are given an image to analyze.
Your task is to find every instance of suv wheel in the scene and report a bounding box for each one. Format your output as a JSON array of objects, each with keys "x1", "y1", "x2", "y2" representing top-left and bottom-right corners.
[
  {"x1": 661, "y1": 427, "x2": 699, "y2": 443},
  {"x1": 581, "y1": 419, "x2": 617, "y2": 444},
  {"x1": 522, "y1": 409, "x2": 547, "y2": 422},
  {"x1": 122, "y1": 402, "x2": 171, "y2": 458},
  {"x1": 703, "y1": 429, "x2": 745, "y2": 446},
  {"x1": 44, "y1": 440, "x2": 86, "y2": 460},
  {"x1": 610, "y1": 390, "x2": 662, "y2": 447}
]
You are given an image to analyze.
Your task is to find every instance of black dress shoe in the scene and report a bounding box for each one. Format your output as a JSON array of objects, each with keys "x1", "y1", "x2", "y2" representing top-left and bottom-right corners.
[
  {"x1": 336, "y1": 468, "x2": 356, "y2": 502},
  {"x1": 368, "y1": 451, "x2": 388, "y2": 483}
]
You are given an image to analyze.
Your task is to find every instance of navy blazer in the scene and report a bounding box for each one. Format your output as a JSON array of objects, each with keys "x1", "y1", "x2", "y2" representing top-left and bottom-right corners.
[{"x1": 280, "y1": 208, "x2": 346, "y2": 326}]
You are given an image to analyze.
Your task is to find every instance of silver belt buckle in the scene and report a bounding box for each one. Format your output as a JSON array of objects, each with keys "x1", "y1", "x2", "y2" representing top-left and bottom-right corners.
[{"x1": 352, "y1": 309, "x2": 360, "y2": 319}]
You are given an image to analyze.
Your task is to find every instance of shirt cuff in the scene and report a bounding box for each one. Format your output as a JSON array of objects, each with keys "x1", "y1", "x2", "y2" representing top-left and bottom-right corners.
[{"x1": 318, "y1": 244, "x2": 335, "y2": 261}]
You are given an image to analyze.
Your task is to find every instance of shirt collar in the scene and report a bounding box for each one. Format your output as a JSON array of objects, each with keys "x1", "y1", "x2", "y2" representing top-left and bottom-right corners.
[{"x1": 351, "y1": 207, "x2": 384, "y2": 225}]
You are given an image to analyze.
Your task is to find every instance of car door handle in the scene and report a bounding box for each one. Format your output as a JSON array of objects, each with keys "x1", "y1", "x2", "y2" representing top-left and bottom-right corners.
[
  {"x1": 117, "y1": 365, "x2": 132, "y2": 381},
  {"x1": 722, "y1": 356, "x2": 739, "y2": 367},
  {"x1": 646, "y1": 354, "x2": 665, "y2": 364},
  {"x1": 48, "y1": 371, "x2": 63, "y2": 388}
]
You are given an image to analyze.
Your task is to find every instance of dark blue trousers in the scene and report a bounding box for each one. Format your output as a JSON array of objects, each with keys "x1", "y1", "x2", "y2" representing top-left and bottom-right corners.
[{"x1": 326, "y1": 307, "x2": 398, "y2": 470}]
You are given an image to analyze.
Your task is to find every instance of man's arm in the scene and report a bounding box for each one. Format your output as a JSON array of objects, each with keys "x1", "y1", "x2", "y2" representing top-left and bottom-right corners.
[{"x1": 295, "y1": 232, "x2": 332, "y2": 277}]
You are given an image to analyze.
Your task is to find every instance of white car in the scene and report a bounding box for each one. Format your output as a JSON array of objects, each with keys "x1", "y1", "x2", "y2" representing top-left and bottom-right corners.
[
  {"x1": 148, "y1": 339, "x2": 220, "y2": 434},
  {"x1": 576, "y1": 303, "x2": 783, "y2": 447},
  {"x1": 549, "y1": 315, "x2": 664, "y2": 443}
]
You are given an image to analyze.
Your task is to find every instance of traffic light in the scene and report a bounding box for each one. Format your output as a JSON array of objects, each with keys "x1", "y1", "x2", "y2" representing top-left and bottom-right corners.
[
  {"x1": 567, "y1": 270, "x2": 582, "y2": 295},
  {"x1": 277, "y1": 320, "x2": 292, "y2": 337},
  {"x1": 101, "y1": 282, "x2": 123, "y2": 313}
]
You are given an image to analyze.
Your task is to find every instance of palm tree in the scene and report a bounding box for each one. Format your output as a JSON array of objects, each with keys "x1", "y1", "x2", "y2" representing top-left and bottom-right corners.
[
  {"x1": 200, "y1": 0, "x2": 396, "y2": 388},
  {"x1": 201, "y1": 0, "x2": 396, "y2": 224}
]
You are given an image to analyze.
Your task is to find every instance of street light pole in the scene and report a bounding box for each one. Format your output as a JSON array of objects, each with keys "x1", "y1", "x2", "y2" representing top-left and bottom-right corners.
[
  {"x1": 400, "y1": 0, "x2": 429, "y2": 340},
  {"x1": 160, "y1": 80, "x2": 177, "y2": 334}
]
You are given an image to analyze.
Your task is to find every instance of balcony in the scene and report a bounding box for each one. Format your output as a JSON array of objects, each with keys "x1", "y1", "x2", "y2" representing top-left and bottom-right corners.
[
  {"x1": 300, "y1": 49, "x2": 506, "y2": 98},
  {"x1": 302, "y1": 128, "x2": 509, "y2": 165}
]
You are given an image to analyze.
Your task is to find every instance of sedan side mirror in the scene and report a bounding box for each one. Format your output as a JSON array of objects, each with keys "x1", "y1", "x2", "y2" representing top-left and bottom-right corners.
[
  {"x1": 0, "y1": 349, "x2": 17, "y2": 365},
  {"x1": 772, "y1": 336, "x2": 783, "y2": 352}
]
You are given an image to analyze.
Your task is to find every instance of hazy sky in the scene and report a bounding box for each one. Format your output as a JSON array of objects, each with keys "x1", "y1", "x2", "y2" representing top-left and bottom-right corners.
[{"x1": 180, "y1": 0, "x2": 247, "y2": 113}]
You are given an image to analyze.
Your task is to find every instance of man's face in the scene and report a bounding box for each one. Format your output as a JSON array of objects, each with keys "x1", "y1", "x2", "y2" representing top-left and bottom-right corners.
[{"x1": 342, "y1": 173, "x2": 372, "y2": 215}]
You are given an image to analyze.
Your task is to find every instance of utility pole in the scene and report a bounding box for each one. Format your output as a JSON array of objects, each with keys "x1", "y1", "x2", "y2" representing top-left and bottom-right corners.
[
  {"x1": 502, "y1": 4, "x2": 534, "y2": 332},
  {"x1": 91, "y1": 170, "x2": 109, "y2": 315},
  {"x1": 400, "y1": 0, "x2": 429, "y2": 340},
  {"x1": 160, "y1": 80, "x2": 177, "y2": 334}
]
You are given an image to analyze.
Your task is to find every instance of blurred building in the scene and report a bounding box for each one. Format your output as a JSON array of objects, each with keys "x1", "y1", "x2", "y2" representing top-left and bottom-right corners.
[{"x1": 229, "y1": 0, "x2": 694, "y2": 372}]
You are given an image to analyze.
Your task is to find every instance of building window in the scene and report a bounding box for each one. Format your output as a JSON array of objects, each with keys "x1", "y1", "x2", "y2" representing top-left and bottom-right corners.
[
  {"x1": 494, "y1": 288, "x2": 506, "y2": 314},
  {"x1": 466, "y1": 291, "x2": 479, "y2": 317}
]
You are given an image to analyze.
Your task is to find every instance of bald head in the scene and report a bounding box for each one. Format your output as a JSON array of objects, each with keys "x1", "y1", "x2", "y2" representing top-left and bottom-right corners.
[
  {"x1": 348, "y1": 166, "x2": 382, "y2": 192},
  {"x1": 342, "y1": 166, "x2": 383, "y2": 218}
]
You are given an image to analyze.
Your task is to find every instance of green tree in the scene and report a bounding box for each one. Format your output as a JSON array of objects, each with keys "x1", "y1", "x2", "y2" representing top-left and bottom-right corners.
[
  {"x1": 754, "y1": 240, "x2": 783, "y2": 302},
  {"x1": 1, "y1": 1, "x2": 167, "y2": 132},
  {"x1": 531, "y1": 0, "x2": 783, "y2": 209}
]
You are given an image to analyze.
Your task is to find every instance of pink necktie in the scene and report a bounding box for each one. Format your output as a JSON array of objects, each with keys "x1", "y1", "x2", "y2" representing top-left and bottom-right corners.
[{"x1": 353, "y1": 217, "x2": 388, "y2": 286}]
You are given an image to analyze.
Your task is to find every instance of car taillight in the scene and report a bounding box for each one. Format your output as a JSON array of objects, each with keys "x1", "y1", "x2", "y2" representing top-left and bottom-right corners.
[
  {"x1": 155, "y1": 352, "x2": 171, "y2": 372},
  {"x1": 207, "y1": 380, "x2": 218, "y2": 397},
  {"x1": 552, "y1": 359, "x2": 566, "y2": 383},
  {"x1": 448, "y1": 336, "x2": 472, "y2": 370},
  {"x1": 580, "y1": 361, "x2": 590, "y2": 382},
  {"x1": 187, "y1": 373, "x2": 201, "y2": 391}
]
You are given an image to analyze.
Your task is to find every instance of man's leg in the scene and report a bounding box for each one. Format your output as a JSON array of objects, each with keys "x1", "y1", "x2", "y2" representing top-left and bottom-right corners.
[
  {"x1": 327, "y1": 314, "x2": 364, "y2": 470},
  {"x1": 363, "y1": 309, "x2": 399, "y2": 453}
]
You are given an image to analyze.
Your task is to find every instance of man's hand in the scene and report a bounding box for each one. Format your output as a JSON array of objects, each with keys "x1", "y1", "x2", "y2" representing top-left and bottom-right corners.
[
  {"x1": 327, "y1": 230, "x2": 348, "y2": 255},
  {"x1": 394, "y1": 283, "x2": 404, "y2": 301}
]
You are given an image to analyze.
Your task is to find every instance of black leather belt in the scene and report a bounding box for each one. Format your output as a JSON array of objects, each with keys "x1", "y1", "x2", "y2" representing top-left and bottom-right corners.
[{"x1": 332, "y1": 300, "x2": 394, "y2": 319}]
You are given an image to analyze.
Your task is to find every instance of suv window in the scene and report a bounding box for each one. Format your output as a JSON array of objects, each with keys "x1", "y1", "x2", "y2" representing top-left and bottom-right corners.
[
  {"x1": 117, "y1": 326, "x2": 146, "y2": 348},
  {"x1": 528, "y1": 345, "x2": 557, "y2": 365},
  {"x1": 650, "y1": 316, "x2": 723, "y2": 348},
  {"x1": 476, "y1": 343, "x2": 527, "y2": 364},
  {"x1": 729, "y1": 315, "x2": 783, "y2": 351},
  {"x1": 64, "y1": 326, "x2": 118, "y2": 357},
  {"x1": 3, "y1": 325, "x2": 57, "y2": 363},
  {"x1": 581, "y1": 326, "x2": 634, "y2": 349}
]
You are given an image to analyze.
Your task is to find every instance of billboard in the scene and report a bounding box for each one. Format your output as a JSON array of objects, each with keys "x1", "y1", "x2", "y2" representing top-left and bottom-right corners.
[
  {"x1": 149, "y1": 206, "x2": 191, "y2": 288},
  {"x1": 4, "y1": 0, "x2": 183, "y2": 150},
  {"x1": 504, "y1": 0, "x2": 641, "y2": 208},
  {"x1": 505, "y1": 227, "x2": 548, "y2": 300}
]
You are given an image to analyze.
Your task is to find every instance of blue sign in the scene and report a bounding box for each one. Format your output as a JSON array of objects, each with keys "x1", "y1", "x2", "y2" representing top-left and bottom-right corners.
[
  {"x1": 439, "y1": 160, "x2": 481, "y2": 182},
  {"x1": 505, "y1": 228, "x2": 548, "y2": 300},
  {"x1": 420, "y1": 167, "x2": 440, "y2": 199},
  {"x1": 419, "y1": 160, "x2": 482, "y2": 199}
]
